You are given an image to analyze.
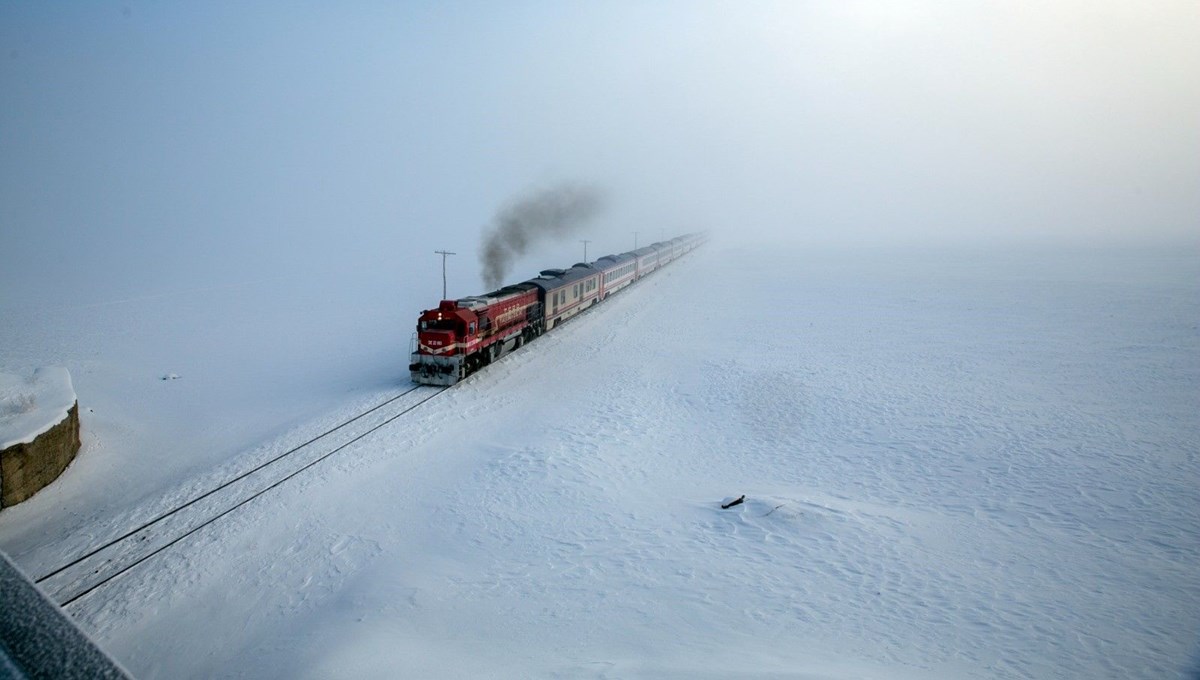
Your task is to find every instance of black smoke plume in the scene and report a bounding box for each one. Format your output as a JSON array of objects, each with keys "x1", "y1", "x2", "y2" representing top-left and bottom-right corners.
[{"x1": 480, "y1": 183, "x2": 605, "y2": 289}]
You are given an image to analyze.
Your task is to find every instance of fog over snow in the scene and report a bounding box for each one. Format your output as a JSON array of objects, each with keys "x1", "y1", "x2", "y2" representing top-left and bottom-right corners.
[
  {"x1": 2, "y1": 1, "x2": 1197, "y2": 305},
  {"x1": 1, "y1": 2, "x2": 1199, "y2": 679}
]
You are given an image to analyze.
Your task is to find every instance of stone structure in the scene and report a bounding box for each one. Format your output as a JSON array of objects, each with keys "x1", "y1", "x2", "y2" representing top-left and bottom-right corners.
[{"x1": 0, "y1": 402, "x2": 81, "y2": 508}]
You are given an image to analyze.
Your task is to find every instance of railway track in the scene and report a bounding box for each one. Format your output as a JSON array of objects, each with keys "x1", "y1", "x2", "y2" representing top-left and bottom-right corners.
[
  {"x1": 35, "y1": 384, "x2": 449, "y2": 608},
  {"x1": 34, "y1": 247, "x2": 706, "y2": 610}
]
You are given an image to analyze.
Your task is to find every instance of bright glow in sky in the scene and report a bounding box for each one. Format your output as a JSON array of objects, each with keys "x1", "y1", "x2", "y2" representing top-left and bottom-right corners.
[{"x1": 2, "y1": 1, "x2": 1197, "y2": 301}]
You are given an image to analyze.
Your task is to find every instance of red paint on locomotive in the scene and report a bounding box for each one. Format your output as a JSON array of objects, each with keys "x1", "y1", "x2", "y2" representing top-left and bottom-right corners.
[{"x1": 415, "y1": 289, "x2": 539, "y2": 361}]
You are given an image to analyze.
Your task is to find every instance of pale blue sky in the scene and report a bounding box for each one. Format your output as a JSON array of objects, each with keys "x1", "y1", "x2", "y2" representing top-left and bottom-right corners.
[{"x1": 3, "y1": 1, "x2": 1197, "y2": 303}]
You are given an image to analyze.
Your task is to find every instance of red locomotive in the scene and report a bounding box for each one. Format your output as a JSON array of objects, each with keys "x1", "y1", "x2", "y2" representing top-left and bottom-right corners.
[
  {"x1": 411, "y1": 232, "x2": 706, "y2": 385},
  {"x1": 411, "y1": 286, "x2": 542, "y2": 385}
]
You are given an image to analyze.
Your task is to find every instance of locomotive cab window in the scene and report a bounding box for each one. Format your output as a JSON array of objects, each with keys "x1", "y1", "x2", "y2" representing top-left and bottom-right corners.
[{"x1": 424, "y1": 318, "x2": 462, "y2": 333}]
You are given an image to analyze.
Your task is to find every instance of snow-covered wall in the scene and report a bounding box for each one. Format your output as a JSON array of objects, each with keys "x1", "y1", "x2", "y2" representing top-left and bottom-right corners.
[{"x1": 0, "y1": 368, "x2": 80, "y2": 507}]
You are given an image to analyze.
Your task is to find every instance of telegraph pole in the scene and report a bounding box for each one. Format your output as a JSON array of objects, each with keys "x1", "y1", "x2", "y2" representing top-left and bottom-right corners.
[
  {"x1": 633, "y1": 231, "x2": 638, "y2": 249},
  {"x1": 434, "y1": 250, "x2": 455, "y2": 300},
  {"x1": 580, "y1": 239, "x2": 591, "y2": 262}
]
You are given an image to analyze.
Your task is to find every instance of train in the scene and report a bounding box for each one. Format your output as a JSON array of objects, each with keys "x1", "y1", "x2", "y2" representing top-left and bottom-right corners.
[{"x1": 410, "y1": 232, "x2": 707, "y2": 385}]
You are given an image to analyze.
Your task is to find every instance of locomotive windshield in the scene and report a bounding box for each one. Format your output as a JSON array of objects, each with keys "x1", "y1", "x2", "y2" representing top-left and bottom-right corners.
[{"x1": 420, "y1": 319, "x2": 462, "y2": 333}]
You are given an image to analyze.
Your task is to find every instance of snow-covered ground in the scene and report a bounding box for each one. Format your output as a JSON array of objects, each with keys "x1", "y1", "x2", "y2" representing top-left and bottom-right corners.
[
  {"x1": 1, "y1": 366, "x2": 76, "y2": 450},
  {"x1": 1, "y1": 241, "x2": 1198, "y2": 678}
]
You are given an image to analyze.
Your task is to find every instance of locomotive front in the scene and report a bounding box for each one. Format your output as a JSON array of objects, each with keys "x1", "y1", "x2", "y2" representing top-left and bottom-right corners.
[
  {"x1": 410, "y1": 300, "x2": 479, "y2": 385},
  {"x1": 410, "y1": 288, "x2": 542, "y2": 386}
]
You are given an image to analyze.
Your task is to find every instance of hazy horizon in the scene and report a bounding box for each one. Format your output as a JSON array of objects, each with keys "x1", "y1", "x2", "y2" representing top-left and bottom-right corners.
[{"x1": 3, "y1": 2, "x2": 1197, "y2": 303}]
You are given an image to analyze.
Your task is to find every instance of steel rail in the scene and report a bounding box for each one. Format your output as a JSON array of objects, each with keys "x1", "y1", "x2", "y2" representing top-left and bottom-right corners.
[
  {"x1": 57, "y1": 385, "x2": 449, "y2": 607},
  {"x1": 37, "y1": 385, "x2": 427, "y2": 586}
]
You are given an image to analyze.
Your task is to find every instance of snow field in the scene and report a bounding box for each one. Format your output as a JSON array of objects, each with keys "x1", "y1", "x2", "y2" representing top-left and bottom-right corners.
[
  {"x1": 0, "y1": 271, "x2": 409, "y2": 563},
  {"x1": 3, "y1": 243, "x2": 1198, "y2": 678}
]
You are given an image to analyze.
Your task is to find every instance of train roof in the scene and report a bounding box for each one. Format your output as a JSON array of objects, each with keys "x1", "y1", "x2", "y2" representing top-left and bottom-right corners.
[
  {"x1": 448, "y1": 282, "x2": 539, "y2": 312},
  {"x1": 594, "y1": 252, "x2": 635, "y2": 267},
  {"x1": 425, "y1": 232, "x2": 702, "y2": 315},
  {"x1": 525, "y1": 264, "x2": 596, "y2": 292}
]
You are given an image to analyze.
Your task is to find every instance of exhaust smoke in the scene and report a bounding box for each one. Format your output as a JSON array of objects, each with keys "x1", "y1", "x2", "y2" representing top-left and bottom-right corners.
[{"x1": 480, "y1": 183, "x2": 605, "y2": 289}]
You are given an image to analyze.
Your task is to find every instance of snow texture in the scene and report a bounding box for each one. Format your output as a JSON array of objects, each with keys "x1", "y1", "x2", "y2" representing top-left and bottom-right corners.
[
  {"x1": 0, "y1": 367, "x2": 76, "y2": 450},
  {"x1": 1, "y1": 243, "x2": 1198, "y2": 679}
]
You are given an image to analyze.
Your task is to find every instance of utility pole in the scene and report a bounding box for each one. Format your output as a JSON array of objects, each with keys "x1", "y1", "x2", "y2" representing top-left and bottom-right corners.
[
  {"x1": 434, "y1": 250, "x2": 455, "y2": 300},
  {"x1": 633, "y1": 231, "x2": 639, "y2": 249},
  {"x1": 580, "y1": 239, "x2": 591, "y2": 262}
]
